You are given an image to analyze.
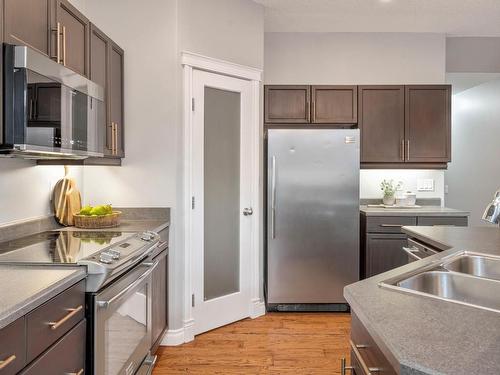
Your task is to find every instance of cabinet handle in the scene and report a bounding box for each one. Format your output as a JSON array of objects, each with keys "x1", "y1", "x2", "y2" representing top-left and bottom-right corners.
[
  {"x1": 380, "y1": 224, "x2": 403, "y2": 227},
  {"x1": 311, "y1": 100, "x2": 315, "y2": 122},
  {"x1": 66, "y1": 369, "x2": 84, "y2": 375},
  {"x1": 115, "y1": 123, "x2": 119, "y2": 155},
  {"x1": 402, "y1": 246, "x2": 422, "y2": 261},
  {"x1": 0, "y1": 355, "x2": 16, "y2": 370},
  {"x1": 340, "y1": 357, "x2": 353, "y2": 375},
  {"x1": 51, "y1": 22, "x2": 62, "y2": 63},
  {"x1": 48, "y1": 305, "x2": 83, "y2": 330},
  {"x1": 406, "y1": 140, "x2": 410, "y2": 161},
  {"x1": 349, "y1": 339, "x2": 382, "y2": 374},
  {"x1": 400, "y1": 139, "x2": 404, "y2": 161},
  {"x1": 110, "y1": 123, "x2": 116, "y2": 155},
  {"x1": 62, "y1": 25, "x2": 67, "y2": 66}
]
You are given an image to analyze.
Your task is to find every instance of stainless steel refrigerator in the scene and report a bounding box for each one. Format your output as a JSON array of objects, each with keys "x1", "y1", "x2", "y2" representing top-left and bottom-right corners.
[{"x1": 266, "y1": 128, "x2": 360, "y2": 311}]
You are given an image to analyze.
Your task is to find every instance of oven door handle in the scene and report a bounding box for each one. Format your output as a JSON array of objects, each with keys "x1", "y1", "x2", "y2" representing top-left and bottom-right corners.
[{"x1": 96, "y1": 261, "x2": 158, "y2": 309}]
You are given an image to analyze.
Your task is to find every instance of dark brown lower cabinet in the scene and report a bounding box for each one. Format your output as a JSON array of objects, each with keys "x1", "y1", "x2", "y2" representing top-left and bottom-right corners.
[
  {"x1": 0, "y1": 280, "x2": 86, "y2": 375},
  {"x1": 346, "y1": 312, "x2": 397, "y2": 375},
  {"x1": 21, "y1": 319, "x2": 86, "y2": 375},
  {"x1": 151, "y1": 245, "x2": 168, "y2": 352},
  {"x1": 365, "y1": 234, "x2": 408, "y2": 278}
]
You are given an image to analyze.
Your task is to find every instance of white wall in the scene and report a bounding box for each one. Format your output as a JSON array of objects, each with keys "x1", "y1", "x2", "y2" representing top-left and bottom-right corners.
[
  {"x1": 0, "y1": 161, "x2": 83, "y2": 224},
  {"x1": 445, "y1": 79, "x2": 500, "y2": 226},
  {"x1": 264, "y1": 32, "x2": 446, "y2": 84},
  {"x1": 178, "y1": 0, "x2": 264, "y2": 69},
  {"x1": 446, "y1": 37, "x2": 500, "y2": 73}
]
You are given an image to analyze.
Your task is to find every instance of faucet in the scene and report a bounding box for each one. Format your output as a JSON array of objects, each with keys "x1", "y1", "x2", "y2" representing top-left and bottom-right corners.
[{"x1": 482, "y1": 189, "x2": 500, "y2": 226}]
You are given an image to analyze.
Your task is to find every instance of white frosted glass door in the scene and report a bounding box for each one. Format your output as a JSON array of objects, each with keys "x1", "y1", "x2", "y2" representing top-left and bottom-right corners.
[{"x1": 192, "y1": 70, "x2": 253, "y2": 335}]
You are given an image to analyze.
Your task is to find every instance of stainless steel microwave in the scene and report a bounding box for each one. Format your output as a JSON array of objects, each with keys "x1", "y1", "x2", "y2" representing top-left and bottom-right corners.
[{"x1": 1, "y1": 44, "x2": 105, "y2": 159}]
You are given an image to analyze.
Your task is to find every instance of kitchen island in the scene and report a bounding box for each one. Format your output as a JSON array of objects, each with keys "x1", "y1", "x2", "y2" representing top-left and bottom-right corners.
[{"x1": 344, "y1": 225, "x2": 500, "y2": 375}]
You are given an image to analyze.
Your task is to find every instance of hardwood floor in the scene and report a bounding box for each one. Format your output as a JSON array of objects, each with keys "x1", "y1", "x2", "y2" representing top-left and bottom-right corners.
[{"x1": 153, "y1": 313, "x2": 351, "y2": 374}]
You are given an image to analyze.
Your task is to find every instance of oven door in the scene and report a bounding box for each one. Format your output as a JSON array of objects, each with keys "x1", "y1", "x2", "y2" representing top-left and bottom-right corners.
[{"x1": 94, "y1": 261, "x2": 157, "y2": 375}]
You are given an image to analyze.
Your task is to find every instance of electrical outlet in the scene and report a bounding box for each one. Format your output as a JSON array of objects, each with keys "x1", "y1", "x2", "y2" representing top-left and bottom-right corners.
[
  {"x1": 417, "y1": 179, "x2": 435, "y2": 192},
  {"x1": 445, "y1": 185, "x2": 449, "y2": 194}
]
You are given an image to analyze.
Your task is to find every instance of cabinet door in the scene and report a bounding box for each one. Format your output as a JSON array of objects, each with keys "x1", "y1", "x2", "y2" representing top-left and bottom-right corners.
[
  {"x1": 109, "y1": 42, "x2": 124, "y2": 157},
  {"x1": 4, "y1": 0, "x2": 51, "y2": 56},
  {"x1": 53, "y1": 0, "x2": 90, "y2": 77},
  {"x1": 89, "y1": 23, "x2": 111, "y2": 155},
  {"x1": 359, "y1": 86, "x2": 404, "y2": 163},
  {"x1": 366, "y1": 234, "x2": 408, "y2": 277},
  {"x1": 0, "y1": 317, "x2": 26, "y2": 375},
  {"x1": 264, "y1": 85, "x2": 310, "y2": 123},
  {"x1": 151, "y1": 249, "x2": 168, "y2": 350},
  {"x1": 405, "y1": 85, "x2": 451, "y2": 163},
  {"x1": 312, "y1": 85, "x2": 357, "y2": 123},
  {"x1": 21, "y1": 319, "x2": 85, "y2": 375}
]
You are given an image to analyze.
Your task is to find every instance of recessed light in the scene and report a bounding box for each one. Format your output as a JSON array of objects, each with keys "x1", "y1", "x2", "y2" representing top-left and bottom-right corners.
[{"x1": 379, "y1": 0, "x2": 393, "y2": 3}]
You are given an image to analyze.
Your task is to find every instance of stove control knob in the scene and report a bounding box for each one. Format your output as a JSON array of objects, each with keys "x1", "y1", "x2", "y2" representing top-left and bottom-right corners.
[
  {"x1": 105, "y1": 249, "x2": 121, "y2": 260},
  {"x1": 141, "y1": 232, "x2": 154, "y2": 241},
  {"x1": 99, "y1": 256, "x2": 113, "y2": 264}
]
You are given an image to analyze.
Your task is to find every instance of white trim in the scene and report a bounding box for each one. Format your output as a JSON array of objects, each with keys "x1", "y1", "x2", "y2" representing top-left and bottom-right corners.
[
  {"x1": 160, "y1": 319, "x2": 195, "y2": 346},
  {"x1": 181, "y1": 51, "x2": 262, "y2": 82},
  {"x1": 250, "y1": 299, "x2": 266, "y2": 319},
  {"x1": 161, "y1": 328, "x2": 184, "y2": 346},
  {"x1": 182, "y1": 52, "x2": 264, "y2": 339}
]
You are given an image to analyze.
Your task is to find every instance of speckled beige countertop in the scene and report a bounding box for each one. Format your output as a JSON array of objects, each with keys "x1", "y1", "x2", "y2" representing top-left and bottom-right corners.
[{"x1": 0, "y1": 265, "x2": 86, "y2": 330}]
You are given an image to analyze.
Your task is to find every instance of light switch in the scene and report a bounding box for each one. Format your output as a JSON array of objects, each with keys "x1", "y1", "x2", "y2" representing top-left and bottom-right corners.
[{"x1": 417, "y1": 179, "x2": 435, "y2": 192}]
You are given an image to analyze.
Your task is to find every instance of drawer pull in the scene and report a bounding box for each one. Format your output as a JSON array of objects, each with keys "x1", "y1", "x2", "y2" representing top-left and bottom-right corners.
[
  {"x1": 0, "y1": 354, "x2": 16, "y2": 370},
  {"x1": 66, "y1": 369, "x2": 84, "y2": 375},
  {"x1": 380, "y1": 224, "x2": 403, "y2": 227},
  {"x1": 402, "y1": 246, "x2": 422, "y2": 261},
  {"x1": 48, "y1": 305, "x2": 83, "y2": 330},
  {"x1": 350, "y1": 339, "x2": 382, "y2": 374}
]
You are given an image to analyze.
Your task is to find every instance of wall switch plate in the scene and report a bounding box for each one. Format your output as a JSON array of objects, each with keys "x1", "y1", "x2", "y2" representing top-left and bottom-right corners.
[{"x1": 417, "y1": 179, "x2": 435, "y2": 192}]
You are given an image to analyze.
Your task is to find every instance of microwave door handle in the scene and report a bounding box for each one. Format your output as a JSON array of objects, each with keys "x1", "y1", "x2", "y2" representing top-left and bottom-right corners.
[{"x1": 96, "y1": 261, "x2": 158, "y2": 309}]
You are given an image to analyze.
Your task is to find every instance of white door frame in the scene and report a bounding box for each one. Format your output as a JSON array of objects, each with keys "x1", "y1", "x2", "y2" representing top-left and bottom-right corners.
[{"x1": 181, "y1": 52, "x2": 263, "y2": 343}]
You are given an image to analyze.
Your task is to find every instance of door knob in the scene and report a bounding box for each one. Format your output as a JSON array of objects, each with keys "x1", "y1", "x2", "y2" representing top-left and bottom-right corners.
[{"x1": 243, "y1": 207, "x2": 253, "y2": 216}]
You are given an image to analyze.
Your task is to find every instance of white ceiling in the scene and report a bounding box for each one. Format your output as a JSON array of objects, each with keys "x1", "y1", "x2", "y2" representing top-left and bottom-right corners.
[{"x1": 253, "y1": 0, "x2": 500, "y2": 35}]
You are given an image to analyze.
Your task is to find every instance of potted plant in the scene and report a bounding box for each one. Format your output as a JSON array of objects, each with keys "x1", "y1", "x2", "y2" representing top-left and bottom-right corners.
[{"x1": 380, "y1": 179, "x2": 402, "y2": 206}]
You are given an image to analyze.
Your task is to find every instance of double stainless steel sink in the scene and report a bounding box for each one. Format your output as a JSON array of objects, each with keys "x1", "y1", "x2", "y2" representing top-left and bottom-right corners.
[{"x1": 381, "y1": 253, "x2": 500, "y2": 313}]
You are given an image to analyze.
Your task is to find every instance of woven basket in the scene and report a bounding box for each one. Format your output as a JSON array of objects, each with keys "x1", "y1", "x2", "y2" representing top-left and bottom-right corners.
[{"x1": 73, "y1": 211, "x2": 122, "y2": 229}]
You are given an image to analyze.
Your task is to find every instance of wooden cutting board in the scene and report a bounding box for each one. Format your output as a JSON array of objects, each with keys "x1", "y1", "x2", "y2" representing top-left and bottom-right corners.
[{"x1": 53, "y1": 167, "x2": 82, "y2": 226}]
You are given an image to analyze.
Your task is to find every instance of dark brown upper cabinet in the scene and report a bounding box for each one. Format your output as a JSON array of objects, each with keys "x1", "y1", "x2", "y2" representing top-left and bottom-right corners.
[
  {"x1": 4, "y1": 0, "x2": 51, "y2": 56},
  {"x1": 265, "y1": 85, "x2": 310, "y2": 123},
  {"x1": 312, "y1": 85, "x2": 357, "y2": 123},
  {"x1": 109, "y1": 42, "x2": 124, "y2": 157},
  {"x1": 90, "y1": 24, "x2": 124, "y2": 159},
  {"x1": 52, "y1": 0, "x2": 90, "y2": 77},
  {"x1": 359, "y1": 86, "x2": 405, "y2": 163},
  {"x1": 405, "y1": 85, "x2": 451, "y2": 163},
  {"x1": 90, "y1": 23, "x2": 110, "y2": 154}
]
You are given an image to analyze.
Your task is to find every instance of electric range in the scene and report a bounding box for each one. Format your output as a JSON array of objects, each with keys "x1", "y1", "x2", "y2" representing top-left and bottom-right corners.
[
  {"x1": 0, "y1": 228, "x2": 161, "y2": 374},
  {"x1": 0, "y1": 229, "x2": 160, "y2": 291}
]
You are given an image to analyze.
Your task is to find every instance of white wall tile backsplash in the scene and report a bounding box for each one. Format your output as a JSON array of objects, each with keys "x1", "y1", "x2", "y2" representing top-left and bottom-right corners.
[{"x1": 360, "y1": 170, "x2": 445, "y2": 205}]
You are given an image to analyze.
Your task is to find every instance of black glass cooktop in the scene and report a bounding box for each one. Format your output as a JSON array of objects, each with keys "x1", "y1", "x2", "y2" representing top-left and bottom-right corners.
[{"x1": 0, "y1": 230, "x2": 135, "y2": 264}]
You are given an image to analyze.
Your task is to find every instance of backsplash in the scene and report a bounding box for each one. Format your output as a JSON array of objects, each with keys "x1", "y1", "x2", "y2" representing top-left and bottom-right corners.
[
  {"x1": 0, "y1": 160, "x2": 84, "y2": 225},
  {"x1": 360, "y1": 169, "x2": 445, "y2": 205}
]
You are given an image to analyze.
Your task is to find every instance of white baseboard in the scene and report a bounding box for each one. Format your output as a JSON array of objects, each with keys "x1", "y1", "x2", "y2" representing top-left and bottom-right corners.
[
  {"x1": 161, "y1": 327, "x2": 185, "y2": 346},
  {"x1": 250, "y1": 298, "x2": 266, "y2": 319},
  {"x1": 160, "y1": 319, "x2": 195, "y2": 346}
]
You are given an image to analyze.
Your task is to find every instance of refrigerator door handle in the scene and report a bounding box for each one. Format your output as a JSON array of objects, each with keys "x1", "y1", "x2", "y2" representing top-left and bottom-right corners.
[{"x1": 271, "y1": 155, "x2": 277, "y2": 239}]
